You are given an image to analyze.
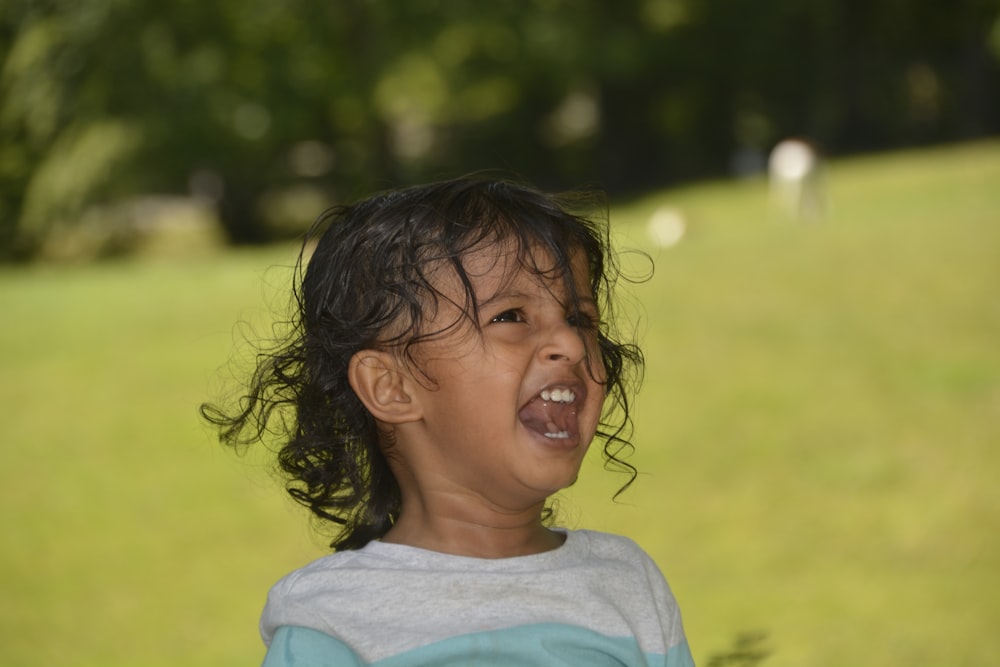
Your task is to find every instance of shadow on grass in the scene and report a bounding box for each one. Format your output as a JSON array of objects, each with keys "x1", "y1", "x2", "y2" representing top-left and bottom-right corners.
[{"x1": 706, "y1": 632, "x2": 771, "y2": 667}]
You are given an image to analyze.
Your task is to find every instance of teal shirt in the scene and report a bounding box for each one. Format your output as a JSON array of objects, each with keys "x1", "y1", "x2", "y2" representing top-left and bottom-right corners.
[{"x1": 265, "y1": 624, "x2": 695, "y2": 666}]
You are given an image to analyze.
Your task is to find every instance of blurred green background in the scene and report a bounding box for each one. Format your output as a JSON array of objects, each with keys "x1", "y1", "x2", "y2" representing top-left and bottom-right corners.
[
  {"x1": 3, "y1": 0, "x2": 1000, "y2": 257},
  {"x1": 1, "y1": 2, "x2": 999, "y2": 666}
]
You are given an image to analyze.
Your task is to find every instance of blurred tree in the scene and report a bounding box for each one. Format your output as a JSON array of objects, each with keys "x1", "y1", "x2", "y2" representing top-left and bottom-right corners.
[{"x1": 1, "y1": 0, "x2": 998, "y2": 259}]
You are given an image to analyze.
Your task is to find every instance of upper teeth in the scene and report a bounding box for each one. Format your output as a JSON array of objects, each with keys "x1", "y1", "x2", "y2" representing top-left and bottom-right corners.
[{"x1": 540, "y1": 388, "x2": 576, "y2": 403}]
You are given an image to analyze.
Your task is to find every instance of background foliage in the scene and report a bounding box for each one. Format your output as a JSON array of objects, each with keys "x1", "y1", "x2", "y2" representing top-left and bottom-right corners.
[{"x1": 2, "y1": 0, "x2": 999, "y2": 257}]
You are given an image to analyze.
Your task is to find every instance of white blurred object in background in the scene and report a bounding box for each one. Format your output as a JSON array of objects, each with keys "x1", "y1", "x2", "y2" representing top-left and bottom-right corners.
[
  {"x1": 768, "y1": 139, "x2": 825, "y2": 223},
  {"x1": 647, "y1": 205, "x2": 687, "y2": 248}
]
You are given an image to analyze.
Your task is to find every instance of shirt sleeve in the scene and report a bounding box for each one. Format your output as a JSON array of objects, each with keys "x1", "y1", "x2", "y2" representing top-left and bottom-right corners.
[
  {"x1": 262, "y1": 626, "x2": 366, "y2": 667},
  {"x1": 630, "y1": 540, "x2": 695, "y2": 666},
  {"x1": 664, "y1": 639, "x2": 696, "y2": 667}
]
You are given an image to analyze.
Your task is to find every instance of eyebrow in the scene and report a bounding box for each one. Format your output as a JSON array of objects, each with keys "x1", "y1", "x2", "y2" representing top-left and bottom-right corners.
[
  {"x1": 477, "y1": 288, "x2": 599, "y2": 312},
  {"x1": 476, "y1": 289, "x2": 529, "y2": 310}
]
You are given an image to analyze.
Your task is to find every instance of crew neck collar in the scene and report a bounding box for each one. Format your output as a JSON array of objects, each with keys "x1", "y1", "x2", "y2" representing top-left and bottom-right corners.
[{"x1": 362, "y1": 529, "x2": 583, "y2": 571}]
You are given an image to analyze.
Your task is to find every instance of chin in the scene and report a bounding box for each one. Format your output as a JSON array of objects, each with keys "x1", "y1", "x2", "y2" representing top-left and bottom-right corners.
[{"x1": 533, "y1": 468, "x2": 585, "y2": 496}]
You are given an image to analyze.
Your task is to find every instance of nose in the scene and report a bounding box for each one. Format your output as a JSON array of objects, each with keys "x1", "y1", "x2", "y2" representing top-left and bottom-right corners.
[{"x1": 538, "y1": 320, "x2": 587, "y2": 365}]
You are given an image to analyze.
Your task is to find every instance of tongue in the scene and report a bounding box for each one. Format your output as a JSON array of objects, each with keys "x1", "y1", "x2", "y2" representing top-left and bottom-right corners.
[{"x1": 518, "y1": 395, "x2": 576, "y2": 437}]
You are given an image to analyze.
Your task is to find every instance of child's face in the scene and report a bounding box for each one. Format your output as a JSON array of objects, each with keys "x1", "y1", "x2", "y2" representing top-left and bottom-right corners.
[{"x1": 398, "y1": 242, "x2": 607, "y2": 510}]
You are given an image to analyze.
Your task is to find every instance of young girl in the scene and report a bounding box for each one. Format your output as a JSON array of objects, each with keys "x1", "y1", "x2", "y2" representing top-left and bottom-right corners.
[{"x1": 204, "y1": 175, "x2": 694, "y2": 666}]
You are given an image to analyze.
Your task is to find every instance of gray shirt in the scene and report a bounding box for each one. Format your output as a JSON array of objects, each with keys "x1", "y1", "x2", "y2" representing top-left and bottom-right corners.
[{"x1": 260, "y1": 529, "x2": 693, "y2": 666}]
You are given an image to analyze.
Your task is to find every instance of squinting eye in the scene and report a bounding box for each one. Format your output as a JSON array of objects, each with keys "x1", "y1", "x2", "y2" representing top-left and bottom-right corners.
[{"x1": 491, "y1": 309, "x2": 524, "y2": 324}]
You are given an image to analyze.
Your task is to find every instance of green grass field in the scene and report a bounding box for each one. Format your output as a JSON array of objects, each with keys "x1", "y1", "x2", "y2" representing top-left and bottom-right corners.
[{"x1": 2, "y1": 140, "x2": 998, "y2": 666}]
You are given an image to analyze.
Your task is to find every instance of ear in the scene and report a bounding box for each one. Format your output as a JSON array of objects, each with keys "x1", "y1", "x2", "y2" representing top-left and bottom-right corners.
[{"x1": 348, "y1": 350, "x2": 422, "y2": 424}]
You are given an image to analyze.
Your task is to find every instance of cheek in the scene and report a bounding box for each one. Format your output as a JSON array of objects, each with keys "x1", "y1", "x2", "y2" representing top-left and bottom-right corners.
[
  {"x1": 586, "y1": 340, "x2": 609, "y2": 385},
  {"x1": 586, "y1": 361, "x2": 609, "y2": 418},
  {"x1": 590, "y1": 388, "x2": 608, "y2": 420}
]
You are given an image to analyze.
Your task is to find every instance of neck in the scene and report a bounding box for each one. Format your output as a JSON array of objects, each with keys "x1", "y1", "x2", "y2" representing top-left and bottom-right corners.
[{"x1": 380, "y1": 490, "x2": 564, "y2": 558}]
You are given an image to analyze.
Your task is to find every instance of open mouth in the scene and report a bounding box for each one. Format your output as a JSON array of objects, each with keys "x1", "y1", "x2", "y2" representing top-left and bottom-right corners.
[{"x1": 518, "y1": 384, "x2": 584, "y2": 442}]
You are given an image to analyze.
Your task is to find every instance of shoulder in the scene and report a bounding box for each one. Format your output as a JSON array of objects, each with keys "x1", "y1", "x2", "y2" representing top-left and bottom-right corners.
[
  {"x1": 570, "y1": 529, "x2": 660, "y2": 569},
  {"x1": 569, "y1": 529, "x2": 681, "y2": 609},
  {"x1": 260, "y1": 548, "x2": 374, "y2": 643},
  {"x1": 571, "y1": 528, "x2": 644, "y2": 553},
  {"x1": 268, "y1": 548, "x2": 365, "y2": 595},
  {"x1": 565, "y1": 530, "x2": 691, "y2": 656}
]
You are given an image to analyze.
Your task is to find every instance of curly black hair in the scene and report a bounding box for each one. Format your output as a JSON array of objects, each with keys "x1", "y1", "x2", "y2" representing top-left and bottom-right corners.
[{"x1": 201, "y1": 175, "x2": 645, "y2": 551}]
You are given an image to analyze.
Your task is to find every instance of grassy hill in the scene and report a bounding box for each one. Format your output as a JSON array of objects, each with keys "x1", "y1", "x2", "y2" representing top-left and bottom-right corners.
[{"x1": 1, "y1": 140, "x2": 997, "y2": 666}]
